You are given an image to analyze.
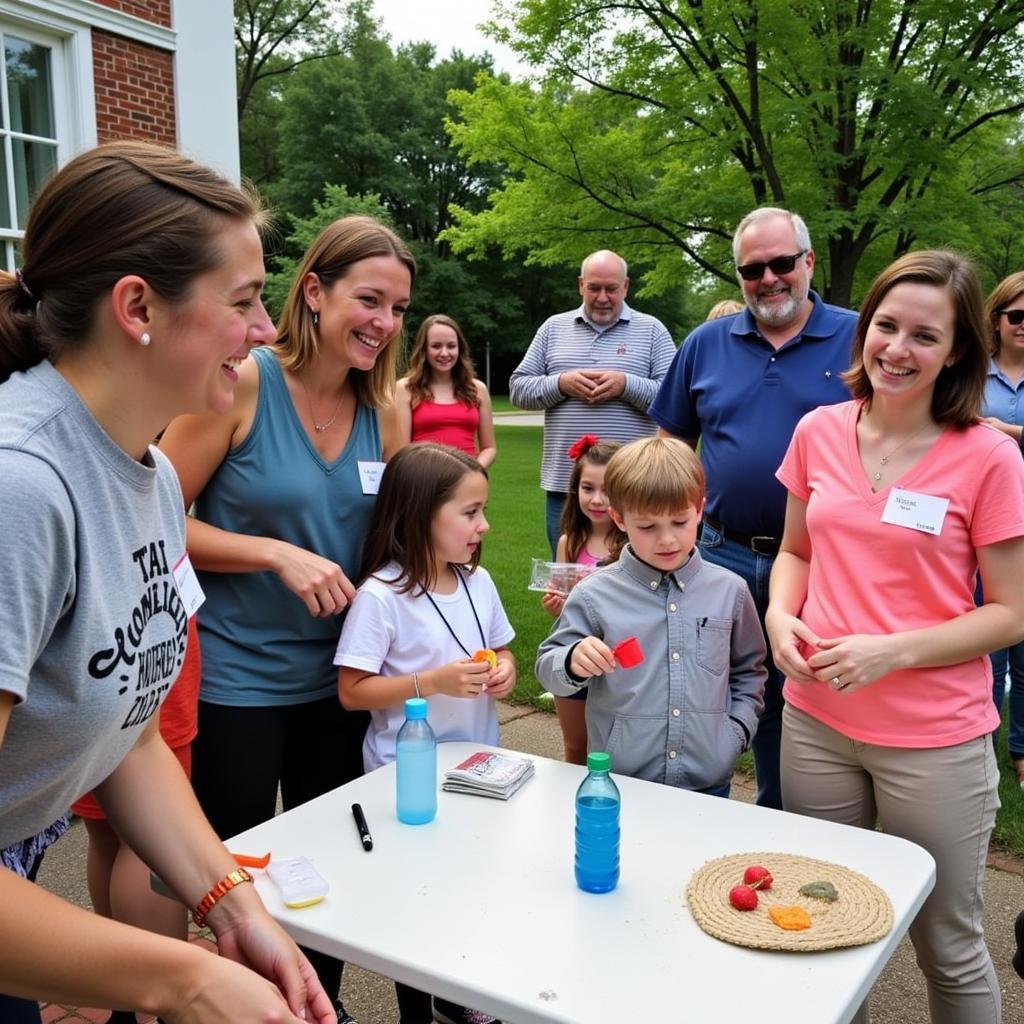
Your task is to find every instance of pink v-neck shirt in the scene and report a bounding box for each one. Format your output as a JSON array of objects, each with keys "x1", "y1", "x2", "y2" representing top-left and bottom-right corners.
[{"x1": 776, "y1": 400, "x2": 1024, "y2": 747}]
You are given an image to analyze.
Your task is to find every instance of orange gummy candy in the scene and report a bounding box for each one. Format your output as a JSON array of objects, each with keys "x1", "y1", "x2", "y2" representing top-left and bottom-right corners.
[
  {"x1": 768, "y1": 905, "x2": 812, "y2": 931},
  {"x1": 473, "y1": 649, "x2": 498, "y2": 669}
]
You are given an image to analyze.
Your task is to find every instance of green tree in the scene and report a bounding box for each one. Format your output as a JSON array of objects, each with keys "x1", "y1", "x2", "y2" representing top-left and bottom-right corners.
[
  {"x1": 236, "y1": 1, "x2": 689, "y2": 385},
  {"x1": 235, "y1": 0, "x2": 343, "y2": 184},
  {"x1": 235, "y1": 0, "x2": 340, "y2": 119},
  {"x1": 445, "y1": 0, "x2": 1024, "y2": 307}
]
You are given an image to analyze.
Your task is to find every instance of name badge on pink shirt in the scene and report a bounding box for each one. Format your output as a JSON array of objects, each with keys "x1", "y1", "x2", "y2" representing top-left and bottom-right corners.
[{"x1": 880, "y1": 487, "x2": 949, "y2": 536}]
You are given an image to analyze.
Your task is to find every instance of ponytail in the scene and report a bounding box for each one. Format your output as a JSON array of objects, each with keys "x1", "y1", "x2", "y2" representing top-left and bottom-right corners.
[{"x1": 0, "y1": 272, "x2": 42, "y2": 383}]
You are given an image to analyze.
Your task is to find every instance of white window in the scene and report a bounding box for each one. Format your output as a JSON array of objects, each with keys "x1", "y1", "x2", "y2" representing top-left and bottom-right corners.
[
  {"x1": 0, "y1": 31, "x2": 59, "y2": 261},
  {"x1": 0, "y1": 2, "x2": 178, "y2": 270},
  {"x1": 0, "y1": 3, "x2": 98, "y2": 270}
]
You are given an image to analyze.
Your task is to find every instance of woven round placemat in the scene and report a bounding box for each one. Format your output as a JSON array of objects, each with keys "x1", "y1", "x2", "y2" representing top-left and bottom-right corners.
[{"x1": 686, "y1": 852, "x2": 894, "y2": 951}]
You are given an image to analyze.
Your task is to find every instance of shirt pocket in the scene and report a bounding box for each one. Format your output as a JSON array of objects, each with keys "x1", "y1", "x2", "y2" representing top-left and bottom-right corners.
[
  {"x1": 695, "y1": 617, "x2": 732, "y2": 677},
  {"x1": 606, "y1": 714, "x2": 666, "y2": 782}
]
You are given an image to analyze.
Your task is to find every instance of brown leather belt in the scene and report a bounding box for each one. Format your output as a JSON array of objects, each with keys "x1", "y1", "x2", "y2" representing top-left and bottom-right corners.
[{"x1": 704, "y1": 516, "x2": 780, "y2": 556}]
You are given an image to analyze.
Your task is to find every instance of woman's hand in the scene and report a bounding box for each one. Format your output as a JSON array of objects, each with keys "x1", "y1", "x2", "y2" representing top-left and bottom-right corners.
[
  {"x1": 170, "y1": 949, "x2": 332, "y2": 1024},
  {"x1": 764, "y1": 608, "x2": 819, "y2": 683},
  {"x1": 425, "y1": 659, "x2": 491, "y2": 698},
  {"x1": 206, "y1": 913, "x2": 335, "y2": 1024},
  {"x1": 570, "y1": 636, "x2": 616, "y2": 678},
  {"x1": 982, "y1": 416, "x2": 1023, "y2": 441},
  {"x1": 541, "y1": 590, "x2": 565, "y2": 617},
  {"x1": 267, "y1": 541, "x2": 355, "y2": 617},
  {"x1": 806, "y1": 634, "x2": 904, "y2": 693}
]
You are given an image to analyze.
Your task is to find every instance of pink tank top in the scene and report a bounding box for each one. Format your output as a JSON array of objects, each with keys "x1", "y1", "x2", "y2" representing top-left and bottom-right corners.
[
  {"x1": 411, "y1": 398, "x2": 479, "y2": 455},
  {"x1": 576, "y1": 546, "x2": 601, "y2": 567}
]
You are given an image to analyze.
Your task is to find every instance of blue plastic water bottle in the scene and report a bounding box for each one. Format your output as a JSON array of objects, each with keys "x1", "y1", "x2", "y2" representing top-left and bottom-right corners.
[
  {"x1": 396, "y1": 697, "x2": 437, "y2": 824},
  {"x1": 575, "y1": 751, "x2": 620, "y2": 893}
]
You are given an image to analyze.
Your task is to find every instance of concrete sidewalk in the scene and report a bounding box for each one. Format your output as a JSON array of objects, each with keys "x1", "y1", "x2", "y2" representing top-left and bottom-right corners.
[
  {"x1": 35, "y1": 702, "x2": 1024, "y2": 1023},
  {"x1": 493, "y1": 411, "x2": 543, "y2": 427}
]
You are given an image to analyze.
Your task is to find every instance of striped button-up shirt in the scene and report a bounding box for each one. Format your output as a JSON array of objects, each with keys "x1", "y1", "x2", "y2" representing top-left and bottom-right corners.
[{"x1": 509, "y1": 304, "x2": 677, "y2": 491}]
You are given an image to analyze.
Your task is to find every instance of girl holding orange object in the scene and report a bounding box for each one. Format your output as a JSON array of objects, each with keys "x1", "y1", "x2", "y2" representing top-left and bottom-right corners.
[
  {"x1": 542, "y1": 436, "x2": 624, "y2": 764},
  {"x1": 336, "y1": 443, "x2": 514, "y2": 1024},
  {"x1": 383, "y1": 314, "x2": 496, "y2": 466}
]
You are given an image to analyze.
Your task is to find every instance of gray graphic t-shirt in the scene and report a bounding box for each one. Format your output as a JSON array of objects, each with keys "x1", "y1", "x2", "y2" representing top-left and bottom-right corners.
[{"x1": 0, "y1": 360, "x2": 187, "y2": 848}]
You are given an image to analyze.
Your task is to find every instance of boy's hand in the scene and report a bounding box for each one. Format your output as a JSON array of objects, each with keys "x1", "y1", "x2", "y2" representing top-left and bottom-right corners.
[
  {"x1": 426, "y1": 659, "x2": 491, "y2": 698},
  {"x1": 485, "y1": 651, "x2": 517, "y2": 698},
  {"x1": 569, "y1": 636, "x2": 616, "y2": 678},
  {"x1": 541, "y1": 590, "x2": 565, "y2": 617}
]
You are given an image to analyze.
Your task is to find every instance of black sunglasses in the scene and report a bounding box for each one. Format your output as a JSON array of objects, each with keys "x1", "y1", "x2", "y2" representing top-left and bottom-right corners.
[
  {"x1": 999, "y1": 309, "x2": 1024, "y2": 326},
  {"x1": 736, "y1": 250, "x2": 807, "y2": 281}
]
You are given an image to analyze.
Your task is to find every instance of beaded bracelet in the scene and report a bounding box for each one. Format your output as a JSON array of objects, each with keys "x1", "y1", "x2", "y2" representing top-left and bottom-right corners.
[{"x1": 192, "y1": 867, "x2": 254, "y2": 928}]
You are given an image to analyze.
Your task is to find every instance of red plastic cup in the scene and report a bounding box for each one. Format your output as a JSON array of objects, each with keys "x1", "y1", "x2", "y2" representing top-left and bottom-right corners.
[{"x1": 613, "y1": 636, "x2": 644, "y2": 669}]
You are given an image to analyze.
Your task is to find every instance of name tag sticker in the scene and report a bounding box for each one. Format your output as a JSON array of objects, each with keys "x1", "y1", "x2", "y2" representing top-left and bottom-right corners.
[
  {"x1": 172, "y1": 552, "x2": 205, "y2": 616},
  {"x1": 358, "y1": 460, "x2": 386, "y2": 495},
  {"x1": 880, "y1": 487, "x2": 949, "y2": 536}
]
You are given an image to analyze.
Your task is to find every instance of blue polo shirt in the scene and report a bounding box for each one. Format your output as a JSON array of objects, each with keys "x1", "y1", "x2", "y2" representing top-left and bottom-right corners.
[
  {"x1": 649, "y1": 292, "x2": 856, "y2": 537},
  {"x1": 983, "y1": 360, "x2": 1024, "y2": 424}
]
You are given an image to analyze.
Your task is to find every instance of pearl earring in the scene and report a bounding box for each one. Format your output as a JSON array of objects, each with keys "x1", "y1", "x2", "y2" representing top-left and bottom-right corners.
[{"x1": 139, "y1": 332, "x2": 151, "y2": 347}]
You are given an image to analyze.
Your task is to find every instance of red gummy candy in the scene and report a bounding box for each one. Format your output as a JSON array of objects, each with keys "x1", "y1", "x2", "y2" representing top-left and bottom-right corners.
[
  {"x1": 743, "y1": 865, "x2": 773, "y2": 891},
  {"x1": 729, "y1": 884, "x2": 759, "y2": 911}
]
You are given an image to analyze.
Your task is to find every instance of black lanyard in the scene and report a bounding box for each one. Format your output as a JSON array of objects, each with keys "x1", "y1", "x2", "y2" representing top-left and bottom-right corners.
[{"x1": 422, "y1": 564, "x2": 487, "y2": 657}]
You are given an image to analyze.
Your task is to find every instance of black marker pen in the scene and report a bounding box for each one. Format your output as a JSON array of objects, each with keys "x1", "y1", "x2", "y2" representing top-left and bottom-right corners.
[{"x1": 351, "y1": 802, "x2": 373, "y2": 851}]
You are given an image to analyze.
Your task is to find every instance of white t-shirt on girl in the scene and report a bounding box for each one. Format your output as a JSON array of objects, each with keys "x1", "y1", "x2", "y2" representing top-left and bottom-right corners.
[{"x1": 334, "y1": 562, "x2": 515, "y2": 771}]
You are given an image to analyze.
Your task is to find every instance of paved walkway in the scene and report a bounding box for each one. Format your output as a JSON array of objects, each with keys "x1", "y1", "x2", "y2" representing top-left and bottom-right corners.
[
  {"x1": 33, "y1": 702, "x2": 1024, "y2": 1023},
  {"x1": 493, "y1": 410, "x2": 543, "y2": 427}
]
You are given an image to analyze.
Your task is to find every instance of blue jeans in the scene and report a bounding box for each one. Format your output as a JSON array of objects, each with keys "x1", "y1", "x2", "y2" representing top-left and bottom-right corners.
[
  {"x1": 699, "y1": 521, "x2": 784, "y2": 810},
  {"x1": 975, "y1": 577, "x2": 1024, "y2": 758},
  {"x1": 991, "y1": 640, "x2": 1024, "y2": 757},
  {"x1": 545, "y1": 490, "x2": 567, "y2": 558}
]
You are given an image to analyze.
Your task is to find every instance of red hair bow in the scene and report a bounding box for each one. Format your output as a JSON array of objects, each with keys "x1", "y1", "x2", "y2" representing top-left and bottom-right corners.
[{"x1": 567, "y1": 434, "x2": 599, "y2": 460}]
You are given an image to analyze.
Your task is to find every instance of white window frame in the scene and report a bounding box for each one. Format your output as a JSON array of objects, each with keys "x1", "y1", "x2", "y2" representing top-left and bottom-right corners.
[{"x1": 0, "y1": 1, "x2": 175, "y2": 269}]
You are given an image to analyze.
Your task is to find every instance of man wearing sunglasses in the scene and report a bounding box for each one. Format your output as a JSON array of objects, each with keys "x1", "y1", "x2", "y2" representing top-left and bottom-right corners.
[{"x1": 649, "y1": 207, "x2": 856, "y2": 811}]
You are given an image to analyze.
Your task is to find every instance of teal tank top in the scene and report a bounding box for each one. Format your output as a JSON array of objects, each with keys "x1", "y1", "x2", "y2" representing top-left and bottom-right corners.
[{"x1": 194, "y1": 346, "x2": 381, "y2": 705}]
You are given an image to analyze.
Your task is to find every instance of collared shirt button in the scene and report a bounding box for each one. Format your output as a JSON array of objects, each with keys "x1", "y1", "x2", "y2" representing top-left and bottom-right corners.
[
  {"x1": 672, "y1": 651, "x2": 680, "y2": 661},
  {"x1": 669, "y1": 602, "x2": 677, "y2": 612},
  {"x1": 770, "y1": 356, "x2": 776, "y2": 362},
  {"x1": 668, "y1": 750, "x2": 677, "y2": 759},
  {"x1": 650, "y1": 579, "x2": 658, "y2": 590},
  {"x1": 672, "y1": 708, "x2": 680, "y2": 717}
]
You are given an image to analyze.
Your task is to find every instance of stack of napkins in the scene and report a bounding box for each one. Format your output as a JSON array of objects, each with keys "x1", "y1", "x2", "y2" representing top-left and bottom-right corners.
[{"x1": 442, "y1": 750, "x2": 535, "y2": 800}]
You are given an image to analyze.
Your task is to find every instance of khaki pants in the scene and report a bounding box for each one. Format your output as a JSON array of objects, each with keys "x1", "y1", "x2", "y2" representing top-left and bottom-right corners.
[{"x1": 781, "y1": 703, "x2": 1001, "y2": 1024}]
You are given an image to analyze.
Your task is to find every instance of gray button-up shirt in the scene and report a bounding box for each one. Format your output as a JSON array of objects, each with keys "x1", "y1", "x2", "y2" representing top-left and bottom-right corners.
[{"x1": 536, "y1": 545, "x2": 766, "y2": 791}]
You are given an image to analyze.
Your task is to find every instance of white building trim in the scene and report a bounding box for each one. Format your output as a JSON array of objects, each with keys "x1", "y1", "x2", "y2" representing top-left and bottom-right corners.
[{"x1": 0, "y1": 0, "x2": 174, "y2": 51}]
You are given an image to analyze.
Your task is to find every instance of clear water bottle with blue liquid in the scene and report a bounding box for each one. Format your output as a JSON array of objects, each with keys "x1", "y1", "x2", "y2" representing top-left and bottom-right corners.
[
  {"x1": 396, "y1": 697, "x2": 437, "y2": 824},
  {"x1": 575, "y1": 750, "x2": 620, "y2": 893}
]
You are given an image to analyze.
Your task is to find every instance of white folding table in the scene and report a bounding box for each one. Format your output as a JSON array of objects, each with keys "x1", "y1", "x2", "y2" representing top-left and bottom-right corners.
[{"x1": 229, "y1": 742, "x2": 935, "y2": 1024}]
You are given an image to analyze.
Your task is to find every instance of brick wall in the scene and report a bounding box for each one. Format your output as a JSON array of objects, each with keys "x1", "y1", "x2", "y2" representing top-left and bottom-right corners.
[
  {"x1": 92, "y1": 30, "x2": 176, "y2": 144},
  {"x1": 91, "y1": 0, "x2": 172, "y2": 28}
]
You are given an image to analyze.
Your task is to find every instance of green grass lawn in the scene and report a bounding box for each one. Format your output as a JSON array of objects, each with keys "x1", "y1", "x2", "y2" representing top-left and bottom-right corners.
[
  {"x1": 490, "y1": 395, "x2": 515, "y2": 413},
  {"x1": 993, "y1": 710, "x2": 1024, "y2": 855},
  {"x1": 483, "y1": 424, "x2": 1024, "y2": 856},
  {"x1": 481, "y1": 424, "x2": 551, "y2": 707}
]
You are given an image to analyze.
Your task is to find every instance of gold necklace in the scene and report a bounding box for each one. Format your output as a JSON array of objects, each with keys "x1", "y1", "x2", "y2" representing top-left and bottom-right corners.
[
  {"x1": 870, "y1": 424, "x2": 933, "y2": 483},
  {"x1": 300, "y1": 377, "x2": 345, "y2": 433}
]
